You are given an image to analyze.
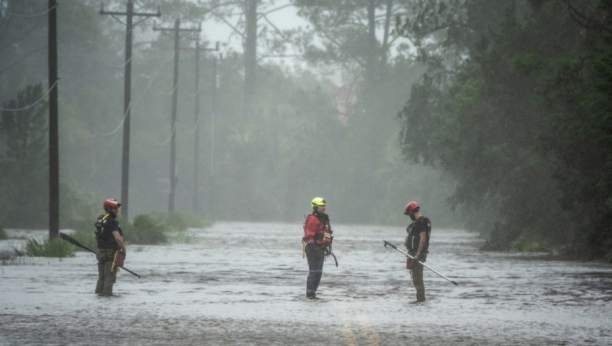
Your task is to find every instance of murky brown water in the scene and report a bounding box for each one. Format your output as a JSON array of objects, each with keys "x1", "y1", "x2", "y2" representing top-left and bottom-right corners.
[{"x1": 1, "y1": 222, "x2": 611, "y2": 345}]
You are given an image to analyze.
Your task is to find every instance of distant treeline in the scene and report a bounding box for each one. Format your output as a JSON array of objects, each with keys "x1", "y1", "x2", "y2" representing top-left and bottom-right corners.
[
  {"x1": 0, "y1": 0, "x2": 460, "y2": 231},
  {"x1": 8, "y1": 1, "x2": 612, "y2": 262},
  {"x1": 397, "y1": 0, "x2": 612, "y2": 261}
]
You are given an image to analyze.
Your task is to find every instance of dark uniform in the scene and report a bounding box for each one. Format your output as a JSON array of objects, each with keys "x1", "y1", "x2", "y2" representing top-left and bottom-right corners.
[
  {"x1": 406, "y1": 216, "x2": 431, "y2": 302},
  {"x1": 95, "y1": 214, "x2": 123, "y2": 296}
]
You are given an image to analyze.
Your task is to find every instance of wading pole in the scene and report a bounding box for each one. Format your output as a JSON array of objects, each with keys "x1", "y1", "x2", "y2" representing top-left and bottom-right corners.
[
  {"x1": 59, "y1": 232, "x2": 141, "y2": 278},
  {"x1": 383, "y1": 240, "x2": 458, "y2": 286}
]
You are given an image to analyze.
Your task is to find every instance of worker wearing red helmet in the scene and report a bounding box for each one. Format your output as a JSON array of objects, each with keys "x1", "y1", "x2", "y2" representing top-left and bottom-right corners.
[
  {"x1": 403, "y1": 201, "x2": 431, "y2": 302},
  {"x1": 95, "y1": 198, "x2": 126, "y2": 296}
]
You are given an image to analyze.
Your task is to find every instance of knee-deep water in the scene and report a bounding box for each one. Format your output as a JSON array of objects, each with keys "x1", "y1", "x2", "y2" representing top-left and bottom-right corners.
[{"x1": 1, "y1": 222, "x2": 611, "y2": 345}]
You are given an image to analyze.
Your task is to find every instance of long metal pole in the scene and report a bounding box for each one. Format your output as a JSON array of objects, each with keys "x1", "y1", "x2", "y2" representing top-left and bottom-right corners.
[
  {"x1": 383, "y1": 240, "x2": 459, "y2": 286},
  {"x1": 59, "y1": 232, "x2": 141, "y2": 278},
  {"x1": 48, "y1": 0, "x2": 59, "y2": 239}
]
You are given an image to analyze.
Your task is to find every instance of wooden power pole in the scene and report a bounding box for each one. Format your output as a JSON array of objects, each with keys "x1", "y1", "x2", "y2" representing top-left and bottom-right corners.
[
  {"x1": 48, "y1": 0, "x2": 59, "y2": 239},
  {"x1": 100, "y1": 0, "x2": 160, "y2": 219},
  {"x1": 153, "y1": 18, "x2": 199, "y2": 214},
  {"x1": 188, "y1": 37, "x2": 218, "y2": 213}
]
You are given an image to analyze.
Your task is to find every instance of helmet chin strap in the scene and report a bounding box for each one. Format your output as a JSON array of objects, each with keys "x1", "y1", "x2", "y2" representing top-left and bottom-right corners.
[{"x1": 313, "y1": 208, "x2": 327, "y2": 216}]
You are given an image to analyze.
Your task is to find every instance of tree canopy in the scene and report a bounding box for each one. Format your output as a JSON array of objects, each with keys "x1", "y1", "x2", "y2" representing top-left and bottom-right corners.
[
  {"x1": 397, "y1": 0, "x2": 612, "y2": 260},
  {"x1": 5, "y1": 0, "x2": 612, "y2": 262}
]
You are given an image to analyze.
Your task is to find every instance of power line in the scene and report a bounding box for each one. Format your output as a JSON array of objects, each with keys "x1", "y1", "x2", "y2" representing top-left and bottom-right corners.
[
  {"x1": 78, "y1": 53, "x2": 176, "y2": 137},
  {"x1": 0, "y1": 80, "x2": 58, "y2": 111},
  {"x1": 90, "y1": 102, "x2": 132, "y2": 137},
  {"x1": 144, "y1": 118, "x2": 180, "y2": 146},
  {"x1": 2, "y1": 4, "x2": 58, "y2": 18}
]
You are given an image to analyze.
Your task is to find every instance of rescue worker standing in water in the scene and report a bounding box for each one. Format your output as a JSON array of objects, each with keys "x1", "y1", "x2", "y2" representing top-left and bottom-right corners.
[
  {"x1": 95, "y1": 198, "x2": 126, "y2": 297},
  {"x1": 404, "y1": 201, "x2": 431, "y2": 302},
  {"x1": 302, "y1": 197, "x2": 332, "y2": 299}
]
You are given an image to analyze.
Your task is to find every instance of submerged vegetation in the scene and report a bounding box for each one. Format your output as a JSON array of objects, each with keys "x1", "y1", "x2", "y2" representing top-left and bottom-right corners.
[
  {"x1": 0, "y1": 212, "x2": 211, "y2": 262},
  {"x1": 22, "y1": 237, "x2": 75, "y2": 258},
  {"x1": 127, "y1": 212, "x2": 211, "y2": 244},
  {"x1": 67, "y1": 212, "x2": 211, "y2": 248}
]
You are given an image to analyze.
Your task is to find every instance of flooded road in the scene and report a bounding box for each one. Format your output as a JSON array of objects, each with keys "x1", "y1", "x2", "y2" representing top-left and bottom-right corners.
[{"x1": 1, "y1": 222, "x2": 611, "y2": 345}]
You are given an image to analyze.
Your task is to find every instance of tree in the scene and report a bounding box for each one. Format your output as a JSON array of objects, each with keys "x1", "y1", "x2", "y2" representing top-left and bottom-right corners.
[
  {"x1": 0, "y1": 84, "x2": 49, "y2": 227},
  {"x1": 293, "y1": 0, "x2": 414, "y2": 85},
  {"x1": 396, "y1": 0, "x2": 612, "y2": 260},
  {"x1": 194, "y1": 0, "x2": 299, "y2": 116},
  {"x1": 0, "y1": 0, "x2": 49, "y2": 102}
]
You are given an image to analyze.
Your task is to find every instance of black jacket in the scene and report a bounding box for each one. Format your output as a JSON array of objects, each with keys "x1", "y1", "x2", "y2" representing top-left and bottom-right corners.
[{"x1": 406, "y1": 216, "x2": 431, "y2": 254}]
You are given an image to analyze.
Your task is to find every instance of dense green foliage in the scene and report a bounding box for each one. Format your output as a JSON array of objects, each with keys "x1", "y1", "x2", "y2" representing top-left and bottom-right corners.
[
  {"x1": 397, "y1": 0, "x2": 612, "y2": 260},
  {"x1": 126, "y1": 214, "x2": 169, "y2": 245},
  {"x1": 0, "y1": 84, "x2": 49, "y2": 227},
  {"x1": 23, "y1": 237, "x2": 75, "y2": 258}
]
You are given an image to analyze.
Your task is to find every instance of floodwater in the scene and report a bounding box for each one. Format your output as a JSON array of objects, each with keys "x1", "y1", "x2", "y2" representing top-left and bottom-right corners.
[{"x1": 1, "y1": 222, "x2": 611, "y2": 346}]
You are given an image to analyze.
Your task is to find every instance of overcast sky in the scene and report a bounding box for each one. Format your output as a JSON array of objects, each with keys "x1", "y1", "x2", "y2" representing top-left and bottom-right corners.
[{"x1": 199, "y1": 0, "x2": 315, "y2": 75}]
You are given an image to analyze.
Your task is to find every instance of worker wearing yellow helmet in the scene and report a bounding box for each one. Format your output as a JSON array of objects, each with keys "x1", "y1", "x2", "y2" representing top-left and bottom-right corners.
[{"x1": 302, "y1": 197, "x2": 333, "y2": 299}]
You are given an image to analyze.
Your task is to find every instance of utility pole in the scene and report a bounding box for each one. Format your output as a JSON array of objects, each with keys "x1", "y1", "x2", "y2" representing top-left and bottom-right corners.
[
  {"x1": 154, "y1": 18, "x2": 200, "y2": 214},
  {"x1": 188, "y1": 37, "x2": 218, "y2": 214},
  {"x1": 209, "y1": 54, "x2": 220, "y2": 216},
  {"x1": 48, "y1": 0, "x2": 59, "y2": 239},
  {"x1": 100, "y1": 0, "x2": 160, "y2": 219},
  {"x1": 244, "y1": 0, "x2": 257, "y2": 117}
]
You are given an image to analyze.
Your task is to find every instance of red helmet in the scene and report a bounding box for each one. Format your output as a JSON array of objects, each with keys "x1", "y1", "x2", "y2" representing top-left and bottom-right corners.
[
  {"x1": 103, "y1": 198, "x2": 121, "y2": 211},
  {"x1": 404, "y1": 201, "x2": 419, "y2": 215}
]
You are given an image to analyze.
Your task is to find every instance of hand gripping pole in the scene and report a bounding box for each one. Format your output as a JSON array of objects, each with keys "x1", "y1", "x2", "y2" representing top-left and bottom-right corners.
[
  {"x1": 59, "y1": 232, "x2": 141, "y2": 278},
  {"x1": 383, "y1": 240, "x2": 458, "y2": 286}
]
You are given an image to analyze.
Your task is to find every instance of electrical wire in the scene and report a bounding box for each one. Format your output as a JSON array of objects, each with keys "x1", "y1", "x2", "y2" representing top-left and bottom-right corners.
[
  {"x1": 143, "y1": 118, "x2": 179, "y2": 146},
  {"x1": 90, "y1": 101, "x2": 131, "y2": 137},
  {"x1": 84, "y1": 51, "x2": 174, "y2": 132},
  {"x1": 2, "y1": 4, "x2": 57, "y2": 18},
  {"x1": 0, "y1": 81, "x2": 58, "y2": 111},
  {"x1": 181, "y1": 114, "x2": 202, "y2": 135},
  {"x1": 183, "y1": 82, "x2": 203, "y2": 98}
]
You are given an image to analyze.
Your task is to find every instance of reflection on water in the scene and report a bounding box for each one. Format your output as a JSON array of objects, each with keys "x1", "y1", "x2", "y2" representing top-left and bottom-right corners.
[{"x1": 1, "y1": 222, "x2": 611, "y2": 345}]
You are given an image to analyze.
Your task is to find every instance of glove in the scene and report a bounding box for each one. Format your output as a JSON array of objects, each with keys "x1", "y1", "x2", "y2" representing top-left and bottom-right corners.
[{"x1": 113, "y1": 249, "x2": 126, "y2": 267}]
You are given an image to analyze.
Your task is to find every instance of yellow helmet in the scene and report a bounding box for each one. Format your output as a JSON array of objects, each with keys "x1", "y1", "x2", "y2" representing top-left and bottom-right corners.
[{"x1": 311, "y1": 197, "x2": 326, "y2": 208}]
